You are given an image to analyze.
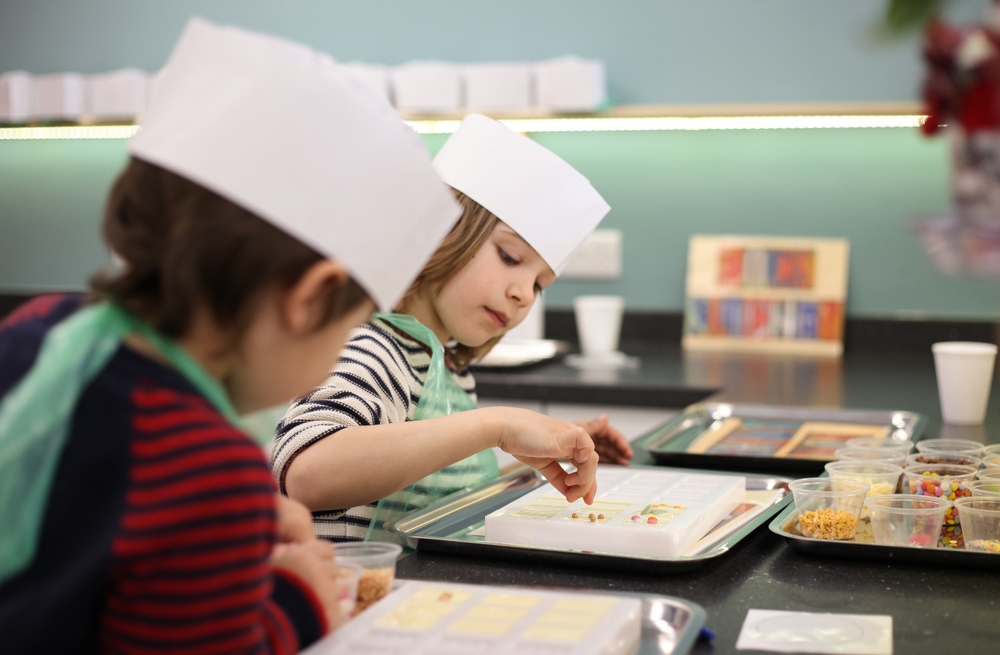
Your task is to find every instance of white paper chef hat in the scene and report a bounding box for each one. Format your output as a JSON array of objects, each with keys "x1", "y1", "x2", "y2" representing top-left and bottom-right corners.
[
  {"x1": 129, "y1": 18, "x2": 461, "y2": 311},
  {"x1": 432, "y1": 114, "x2": 610, "y2": 275}
]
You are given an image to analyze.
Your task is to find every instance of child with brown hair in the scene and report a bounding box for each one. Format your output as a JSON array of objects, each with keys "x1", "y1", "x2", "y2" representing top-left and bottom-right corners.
[
  {"x1": 273, "y1": 114, "x2": 631, "y2": 542},
  {"x1": 0, "y1": 21, "x2": 599, "y2": 654}
]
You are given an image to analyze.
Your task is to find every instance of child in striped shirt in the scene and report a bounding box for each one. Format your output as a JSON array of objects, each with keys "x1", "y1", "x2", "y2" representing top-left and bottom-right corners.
[{"x1": 273, "y1": 115, "x2": 631, "y2": 541}]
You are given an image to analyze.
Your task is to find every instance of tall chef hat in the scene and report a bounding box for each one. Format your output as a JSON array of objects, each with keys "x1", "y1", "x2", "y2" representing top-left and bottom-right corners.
[
  {"x1": 129, "y1": 18, "x2": 461, "y2": 311},
  {"x1": 432, "y1": 114, "x2": 610, "y2": 275}
]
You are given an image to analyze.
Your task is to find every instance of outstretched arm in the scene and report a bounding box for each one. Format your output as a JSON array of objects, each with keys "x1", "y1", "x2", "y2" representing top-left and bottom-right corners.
[{"x1": 284, "y1": 406, "x2": 598, "y2": 511}]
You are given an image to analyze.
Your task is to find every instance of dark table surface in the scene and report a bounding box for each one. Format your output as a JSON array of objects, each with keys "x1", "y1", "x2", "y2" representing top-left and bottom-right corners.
[{"x1": 398, "y1": 346, "x2": 1000, "y2": 654}]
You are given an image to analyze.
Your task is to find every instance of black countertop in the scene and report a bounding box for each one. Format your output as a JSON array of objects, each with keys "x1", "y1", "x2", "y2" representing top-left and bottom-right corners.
[{"x1": 399, "y1": 346, "x2": 1000, "y2": 654}]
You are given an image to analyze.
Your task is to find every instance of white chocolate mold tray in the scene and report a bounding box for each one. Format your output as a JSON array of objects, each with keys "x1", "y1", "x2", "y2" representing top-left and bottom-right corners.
[
  {"x1": 486, "y1": 467, "x2": 745, "y2": 558},
  {"x1": 305, "y1": 580, "x2": 643, "y2": 655}
]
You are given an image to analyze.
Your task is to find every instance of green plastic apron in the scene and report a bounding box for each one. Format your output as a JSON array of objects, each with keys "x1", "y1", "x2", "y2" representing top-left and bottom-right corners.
[
  {"x1": 0, "y1": 302, "x2": 247, "y2": 583},
  {"x1": 365, "y1": 313, "x2": 499, "y2": 542}
]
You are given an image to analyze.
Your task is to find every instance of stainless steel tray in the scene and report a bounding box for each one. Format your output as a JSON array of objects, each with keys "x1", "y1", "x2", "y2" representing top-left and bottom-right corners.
[
  {"x1": 644, "y1": 403, "x2": 926, "y2": 475},
  {"x1": 387, "y1": 465, "x2": 791, "y2": 574},
  {"x1": 768, "y1": 501, "x2": 1000, "y2": 569},
  {"x1": 304, "y1": 580, "x2": 706, "y2": 655}
]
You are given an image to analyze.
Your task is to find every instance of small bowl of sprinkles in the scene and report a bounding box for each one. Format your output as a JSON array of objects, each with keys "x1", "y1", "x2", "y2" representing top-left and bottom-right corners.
[
  {"x1": 915, "y1": 439, "x2": 985, "y2": 458},
  {"x1": 789, "y1": 478, "x2": 870, "y2": 541},
  {"x1": 953, "y1": 497, "x2": 1000, "y2": 553},
  {"x1": 903, "y1": 464, "x2": 978, "y2": 548}
]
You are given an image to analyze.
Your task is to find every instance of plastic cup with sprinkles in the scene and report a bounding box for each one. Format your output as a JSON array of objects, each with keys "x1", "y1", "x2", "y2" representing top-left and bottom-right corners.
[
  {"x1": 915, "y1": 439, "x2": 985, "y2": 458},
  {"x1": 903, "y1": 464, "x2": 977, "y2": 548},
  {"x1": 789, "y1": 478, "x2": 869, "y2": 541},
  {"x1": 864, "y1": 494, "x2": 951, "y2": 548},
  {"x1": 953, "y1": 497, "x2": 1000, "y2": 553},
  {"x1": 969, "y1": 480, "x2": 1000, "y2": 497},
  {"x1": 905, "y1": 452, "x2": 981, "y2": 469},
  {"x1": 834, "y1": 447, "x2": 907, "y2": 468}
]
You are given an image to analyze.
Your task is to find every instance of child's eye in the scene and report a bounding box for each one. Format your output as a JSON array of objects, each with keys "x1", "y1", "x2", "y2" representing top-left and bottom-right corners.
[{"x1": 498, "y1": 248, "x2": 519, "y2": 265}]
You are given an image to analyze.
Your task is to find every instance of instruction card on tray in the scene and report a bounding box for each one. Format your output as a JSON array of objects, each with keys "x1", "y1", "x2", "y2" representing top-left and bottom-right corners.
[{"x1": 736, "y1": 609, "x2": 892, "y2": 655}]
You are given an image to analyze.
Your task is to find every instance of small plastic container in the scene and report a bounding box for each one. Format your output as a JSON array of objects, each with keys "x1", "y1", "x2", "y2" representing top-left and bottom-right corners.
[
  {"x1": 334, "y1": 541, "x2": 402, "y2": 612},
  {"x1": 336, "y1": 561, "x2": 363, "y2": 616},
  {"x1": 969, "y1": 480, "x2": 1000, "y2": 497},
  {"x1": 824, "y1": 461, "x2": 902, "y2": 497},
  {"x1": 976, "y1": 467, "x2": 1000, "y2": 482},
  {"x1": 979, "y1": 444, "x2": 1000, "y2": 459},
  {"x1": 864, "y1": 494, "x2": 951, "y2": 548},
  {"x1": 846, "y1": 437, "x2": 914, "y2": 456},
  {"x1": 789, "y1": 478, "x2": 869, "y2": 540},
  {"x1": 953, "y1": 497, "x2": 1000, "y2": 553},
  {"x1": 905, "y1": 452, "x2": 981, "y2": 469},
  {"x1": 983, "y1": 454, "x2": 1000, "y2": 468},
  {"x1": 834, "y1": 448, "x2": 907, "y2": 467},
  {"x1": 915, "y1": 439, "x2": 984, "y2": 457},
  {"x1": 903, "y1": 464, "x2": 978, "y2": 548}
]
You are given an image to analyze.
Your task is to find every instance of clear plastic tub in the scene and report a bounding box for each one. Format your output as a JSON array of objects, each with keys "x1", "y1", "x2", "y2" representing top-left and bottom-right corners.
[
  {"x1": 905, "y1": 452, "x2": 981, "y2": 469},
  {"x1": 336, "y1": 561, "x2": 363, "y2": 616},
  {"x1": 915, "y1": 439, "x2": 985, "y2": 457},
  {"x1": 789, "y1": 478, "x2": 869, "y2": 541},
  {"x1": 953, "y1": 497, "x2": 1000, "y2": 553},
  {"x1": 983, "y1": 454, "x2": 1000, "y2": 468},
  {"x1": 969, "y1": 480, "x2": 1000, "y2": 497},
  {"x1": 903, "y1": 464, "x2": 978, "y2": 548},
  {"x1": 834, "y1": 448, "x2": 907, "y2": 467},
  {"x1": 979, "y1": 444, "x2": 1000, "y2": 459},
  {"x1": 334, "y1": 541, "x2": 402, "y2": 612},
  {"x1": 864, "y1": 494, "x2": 951, "y2": 548},
  {"x1": 846, "y1": 437, "x2": 913, "y2": 456},
  {"x1": 977, "y1": 467, "x2": 1000, "y2": 482},
  {"x1": 825, "y1": 461, "x2": 903, "y2": 542}
]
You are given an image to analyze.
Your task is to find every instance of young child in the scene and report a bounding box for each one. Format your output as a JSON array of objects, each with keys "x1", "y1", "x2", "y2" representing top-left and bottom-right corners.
[
  {"x1": 0, "y1": 21, "x2": 599, "y2": 654},
  {"x1": 273, "y1": 114, "x2": 632, "y2": 542}
]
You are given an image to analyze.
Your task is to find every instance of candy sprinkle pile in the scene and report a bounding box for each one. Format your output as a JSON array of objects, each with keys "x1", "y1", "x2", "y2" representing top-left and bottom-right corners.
[
  {"x1": 799, "y1": 508, "x2": 859, "y2": 540},
  {"x1": 966, "y1": 539, "x2": 1000, "y2": 553}
]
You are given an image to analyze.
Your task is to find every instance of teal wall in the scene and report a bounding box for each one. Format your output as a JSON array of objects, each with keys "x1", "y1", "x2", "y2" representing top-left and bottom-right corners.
[
  {"x1": 3, "y1": 129, "x2": 998, "y2": 319},
  {"x1": 1, "y1": 0, "x2": 998, "y2": 318}
]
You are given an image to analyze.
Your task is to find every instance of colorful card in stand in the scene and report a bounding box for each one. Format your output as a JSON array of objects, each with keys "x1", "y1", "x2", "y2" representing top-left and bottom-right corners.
[{"x1": 682, "y1": 235, "x2": 849, "y2": 357}]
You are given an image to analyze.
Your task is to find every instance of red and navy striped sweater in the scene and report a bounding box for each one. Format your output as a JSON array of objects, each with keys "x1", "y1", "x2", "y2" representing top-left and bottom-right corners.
[{"x1": 0, "y1": 295, "x2": 326, "y2": 654}]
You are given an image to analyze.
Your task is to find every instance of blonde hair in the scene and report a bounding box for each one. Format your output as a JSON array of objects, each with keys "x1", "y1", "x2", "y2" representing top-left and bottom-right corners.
[{"x1": 397, "y1": 189, "x2": 505, "y2": 370}]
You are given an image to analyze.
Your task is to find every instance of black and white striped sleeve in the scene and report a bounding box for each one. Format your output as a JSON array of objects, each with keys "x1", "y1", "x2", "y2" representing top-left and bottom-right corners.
[{"x1": 269, "y1": 323, "x2": 419, "y2": 493}]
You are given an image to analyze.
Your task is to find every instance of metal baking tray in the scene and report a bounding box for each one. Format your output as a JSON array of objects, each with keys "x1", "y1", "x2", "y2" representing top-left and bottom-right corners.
[
  {"x1": 304, "y1": 581, "x2": 706, "y2": 655},
  {"x1": 768, "y1": 501, "x2": 1000, "y2": 569},
  {"x1": 643, "y1": 403, "x2": 926, "y2": 475},
  {"x1": 386, "y1": 465, "x2": 792, "y2": 574}
]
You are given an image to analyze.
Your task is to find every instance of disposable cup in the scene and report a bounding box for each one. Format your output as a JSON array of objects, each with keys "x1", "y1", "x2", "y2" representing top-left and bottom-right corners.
[
  {"x1": 979, "y1": 444, "x2": 1000, "y2": 459},
  {"x1": 846, "y1": 436, "x2": 913, "y2": 455},
  {"x1": 864, "y1": 494, "x2": 951, "y2": 548},
  {"x1": 932, "y1": 342, "x2": 997, "y2": 425},
  {"x1": 983, "y1": 454, "x2": 1000, "y2": 468},
  {"x1": 334, "y1": 541, "x2": 402, "y2": 612},
  {"x1": 824, "y1": 461, "x2": 902, "y2": 497},
  {"x1": 969, "y1": 480, "x2": 1000, "y2": 497},
  {"x1": 954, "y1": 497, "x2": 1000, "y2": 553},
  {"x1": 335, "y1": 561, "x2": 363, "y2": 616},
  {"x1": 573, "y1": 295, "x2": 624, "y2": 357},
  {"x1": 789, "y1": 478, "x2": 869, "y2": 540},
  {"x1": 905, "y1": 453, "x2": 981, "y2": 469},
  {"x1": 915, "y1": 438, "x2": 984, "y2": 457},
  {"x1": 834, "y1": 447, "x2": 907, "y2": 467},
  {"x1": 903, "y1": 464, "x2": 977, "y2": 548},
  {"x1": 977, "y1": 467, "x2": 1000, "y2": 482}
]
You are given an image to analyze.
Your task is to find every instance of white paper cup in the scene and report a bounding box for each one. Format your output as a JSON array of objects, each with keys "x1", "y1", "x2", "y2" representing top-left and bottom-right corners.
[
  {"x1": 932, "y1": 342, "x2": 997, "y2": 426},
  {"x1": 573, "y1": 295, "x2": 624, "y2": 356}
]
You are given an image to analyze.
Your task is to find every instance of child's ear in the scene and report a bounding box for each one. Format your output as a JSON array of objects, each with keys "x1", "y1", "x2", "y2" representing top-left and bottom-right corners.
[{"x1": 282, "y1": 260, "x2": 351, "y2": 335}]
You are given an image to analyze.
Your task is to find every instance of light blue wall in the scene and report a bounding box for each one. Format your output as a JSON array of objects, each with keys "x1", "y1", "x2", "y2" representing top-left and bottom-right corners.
[
  {"x1": 1, "y1": 0, "x2": 998, "y2": 319},
  {"x1": 0, "y1": 0, "x2": 962, "y2": 104}
]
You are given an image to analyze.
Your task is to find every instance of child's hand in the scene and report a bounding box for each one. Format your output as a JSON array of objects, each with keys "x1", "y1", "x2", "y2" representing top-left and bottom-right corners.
[
  {"x1": 276, "y1": 493, "x2": 316, "y2": 544},
  {"x1": 494, "y1": 408, "x2": 599, "y2": 504},
  {"x1": 573, "y1": 415, "x2": 633, "y2": 466},
  {"x1": 272, "y1": 539, "x2": 347, "y2": 633}
]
